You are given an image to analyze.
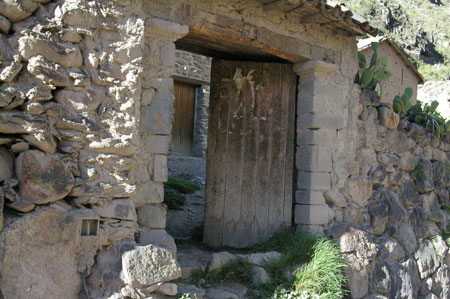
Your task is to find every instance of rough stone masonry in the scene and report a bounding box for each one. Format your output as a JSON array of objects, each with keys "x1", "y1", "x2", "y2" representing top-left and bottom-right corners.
[{"x1": 0, "y1": 0, "x2": 448, "y2": 298}]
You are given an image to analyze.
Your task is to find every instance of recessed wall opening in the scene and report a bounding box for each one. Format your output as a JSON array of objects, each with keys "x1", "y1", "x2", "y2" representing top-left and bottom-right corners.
[
  {"x1": 166, "y1": 31, "x2": 298, "y2": 249},
  {"x1": 80, "y1": 218, "x2": 99, "y2": 237}
]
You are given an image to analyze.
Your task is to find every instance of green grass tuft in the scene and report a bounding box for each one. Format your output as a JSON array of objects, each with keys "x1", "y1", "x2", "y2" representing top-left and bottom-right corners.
[
  {"x1": 249, "y1": 228, "x2": 347, "y2": 299},
  {"x1": 292, "y1": 238, "x2": 347, "y2": 299},
  {"x1": 191, "y1": 258, "x2": 253, "y2": 286}
]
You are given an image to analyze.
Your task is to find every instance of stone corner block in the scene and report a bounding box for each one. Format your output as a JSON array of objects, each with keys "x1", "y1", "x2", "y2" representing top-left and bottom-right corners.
[
  {"x1": 295, "y1": 204, "x2": 329, "y2": 225},
  {"x1": 296, "y1": 224, "x2": 325, "y2": 235},
  {"x1": 145, "y1": 17, "x2": 188, "y2": 40},
  {"x1": 297, "y1": 113, "x2": 344, "y2": 130},
  {"x1": 297, "y1": 171, "x2": 330, "y2": 191},
  {"x1": 294, "y1": 60, "x2": 338, "y2": 78},
  {"x1": 137, "y1": 204, "x2": 167, "y2": 229},
  {"x1": 153, "y1": 154, "x2": 168, "y2": 182},
  {"x1": 295, "y1": 190, "x2": 325, "y2": 205},
  {"x1": 296, "y1": 145, "x2": 332, "y2": 172},
  {"x1": 93, "y1": 199, "x2": 137, "y2": 221},
  {"x1": 144, "y1": 135, "x2": 170, "y2": 154}
]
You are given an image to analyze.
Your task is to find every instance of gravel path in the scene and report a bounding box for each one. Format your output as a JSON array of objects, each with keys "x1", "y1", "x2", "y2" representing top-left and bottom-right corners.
[{"x1": 166, "y1": 155, "x2": 206, "y2": 241}]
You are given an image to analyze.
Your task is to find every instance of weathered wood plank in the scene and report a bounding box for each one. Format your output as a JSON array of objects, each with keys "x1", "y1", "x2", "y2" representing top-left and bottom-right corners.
[
  {"x1": 238, "y1": 62, "x2": 262, "y2": 247},
  {"x1": 282, "y1": 64, "x2": 296, "y2": 225},
  {"x1": 222, "y1": 62, "x2": 246, "y2": 248},
  {"x1": 267, "y1": 64, "x2": 287, "y2": 236},
  {"x1": 253, "y1": 63, "x2": 275, "y2": 242},
  {"x1": 203, "y1": 60, "x2": 232, "y2": 247}
]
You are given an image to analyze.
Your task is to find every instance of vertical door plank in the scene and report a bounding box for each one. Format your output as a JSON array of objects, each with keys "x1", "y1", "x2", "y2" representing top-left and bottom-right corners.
[
  {"x1": 283, "y1": 64, "x2": 296, "y2": 225},
  {"x1": 253, "y1": 63, "x2": 275, "y2": 242},
  {"x1": 267, "y1": 64, "x2": 287, "y2": 236},
  {"x1": 238, "y1": 62, "x2": 262, "y2": 247},
  {"x1": 222, "y1": 62, "x2": 246, "y2": 248},
  {"x1": 203, "y1": 60, "x2": 232, "y2": 247}
]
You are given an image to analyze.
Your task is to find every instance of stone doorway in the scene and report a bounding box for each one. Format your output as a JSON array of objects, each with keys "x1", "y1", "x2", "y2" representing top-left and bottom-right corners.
[{"x1": 166, "y1": 26, "x2": 298, "y2": 249}]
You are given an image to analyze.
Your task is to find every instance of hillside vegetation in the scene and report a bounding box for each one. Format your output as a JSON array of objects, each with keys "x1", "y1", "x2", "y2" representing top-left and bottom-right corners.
[{"x1": 341, "y1": 0, "x2": 450, "y2": 81}]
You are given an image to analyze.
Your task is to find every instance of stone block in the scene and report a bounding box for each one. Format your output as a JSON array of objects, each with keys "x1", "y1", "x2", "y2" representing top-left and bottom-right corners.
[
  {"x1": 295, "y1": 204, "x2": 329, "y2": 225},
  {"x1": 296, "y1": 145, "x2": 332, "y2": 172},
  {"x1": 297, "y1": 113, "x2": 344, "y2": 130},
  {"x1": 145, "y1": 17, "x2": 188, "y2": 40},
  {"x1": 132, "y1": 181, "x2": 164, "y2": 207},
  {"x1": 142, "y1": 78, "x2": 174, "y2": 90},
  {"x1": 153, "y1": 154, "x2": 168, "y2": 182},
  {"x1": 297, "y1": 171, "x2": 330, "y2": 191},
  {"x1": 139, "y1": 229, "x2": 176, "y2": 256},
  {"x1": 296, "y1": 224, "x2": 324, "y2": 235},
  {"x1": 139, "y1": 92, "x2": 174, "y2": 134},
  {"x1": 160, "y1": 42, "x2": 175, "y2": 66},
  {"x1": 145, "y1": 135, "x2": 170, "y2": 154},
  {"x1": 296, "y1": 129, "x2": 336, "y2": 146},
  {"x1": 137, "y1": 204, "x2": 167, "y2": 229},
  {"x1": 295, "y1": 190, "x2": 325, "y2": 205},
  {"x1": 93, "y1": 199, "x2": 137, "y2": 221},
  {"x1": 294, "y1": 60, "x2": 338, "y2": 79}
]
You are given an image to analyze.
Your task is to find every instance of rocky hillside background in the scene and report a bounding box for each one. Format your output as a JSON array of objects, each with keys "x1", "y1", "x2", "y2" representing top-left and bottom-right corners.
[{"x1": 341, "y1": 0, "x2": 450, "y2": 81}]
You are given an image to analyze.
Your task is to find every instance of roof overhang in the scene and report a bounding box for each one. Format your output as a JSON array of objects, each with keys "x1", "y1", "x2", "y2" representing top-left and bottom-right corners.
[{"x1": 258, "y1": 0, "x2": 378, "y2": 37}]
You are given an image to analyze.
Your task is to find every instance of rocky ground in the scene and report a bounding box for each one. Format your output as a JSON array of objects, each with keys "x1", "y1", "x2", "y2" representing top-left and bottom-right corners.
[{"x1": 166, "y1": 155, "x2": 207, "y2": 241}]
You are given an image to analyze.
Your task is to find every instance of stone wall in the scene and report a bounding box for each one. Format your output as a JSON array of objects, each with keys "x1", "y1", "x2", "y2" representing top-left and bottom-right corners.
[
  {"x1": 2, "y1": 0, "x2": 444, "y2": 298},
  {"x1": 0, "y1": 0, "x2": 181, "y2": 298},
  {"x1": 302, "y1": 88, "x2": 450, "y2": 298},
  {"x1": 174, "y1": 50, "x2": 210, "y2": 158}
]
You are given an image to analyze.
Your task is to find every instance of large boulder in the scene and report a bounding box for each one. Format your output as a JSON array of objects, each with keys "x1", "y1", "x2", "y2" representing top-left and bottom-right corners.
[
  {"x1": 0, "y1": 146, "x2": 14, "y2": 182},
  {"x1": 0, "y1": 205, "x2": 99, "y2": 299},
  {"x1": 27, "y1": 55, "x2": 70, "y2": 87},
  {"x1": 411, "y1": 159, "x2": 435, "y2": 193},
  {"x1": 388, "y1": 258, "x2": 420, "y2": 299},
  {"x1": 18, "y1": 34, "x2": 83, "y2": 68},
  {"x1": 121, "y1": 244, "x2": 181, "y2": 288},
  {"x1": 414, "y1": 240, "x2": 440, "y2": 279},
  {"x1": 345, "y1": 176, "x2": 372, "y2": 207},
  {"x1": 16, "y1": 150, "x2": 75, "y2": 204}
]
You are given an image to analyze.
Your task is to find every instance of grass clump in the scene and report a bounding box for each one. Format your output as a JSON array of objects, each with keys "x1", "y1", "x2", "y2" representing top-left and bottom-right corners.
[
  {"x1": 244, "y1": 228, "x2": 347, "y2": 298},
  {"x1": 292, "y1": 238, "x2": 347, "y2": 298},
  {"x1": 190, "y1": 228, "x2": 347, "y2": 298},
  {"x1": 191, "y1": 258, "x2": 253, "y2": 286},
  {"x1": 163, "y1": 174, "x2": 201, "y2": 210}
]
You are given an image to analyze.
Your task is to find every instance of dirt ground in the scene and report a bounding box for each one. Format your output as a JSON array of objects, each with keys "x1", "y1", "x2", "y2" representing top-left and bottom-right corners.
[{"x1": 166, "y1": 155, "x2": 207, "y2": 241}]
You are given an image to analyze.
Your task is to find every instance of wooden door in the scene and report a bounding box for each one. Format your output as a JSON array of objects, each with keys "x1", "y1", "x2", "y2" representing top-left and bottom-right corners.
[
  {"x1": 204, "y1": 60, "x2": 296, "y2": 248},
  {"x1": 172, "y1": 82, "x2": 196, "y2": 155}
]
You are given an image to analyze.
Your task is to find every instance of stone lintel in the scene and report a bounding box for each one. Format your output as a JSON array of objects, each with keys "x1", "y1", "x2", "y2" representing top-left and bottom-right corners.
[
  {"x1": 145, "y1": 17, "x2": 189, "y2": 40},
  {"x1": 294, "y1": 59, "x2": 338, "y2": 79}
]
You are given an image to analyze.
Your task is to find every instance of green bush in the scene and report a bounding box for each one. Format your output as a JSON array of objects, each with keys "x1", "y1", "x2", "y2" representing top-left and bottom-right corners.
[
  {"x1": 163, "y1": 187, "x2": 186, "y2": 210},
  {"x1": 165, "y1": 176, "x2": 200, "y2": 194},
  {"x1": 163, "y1": 175, "x2": 201, "y2": 210}
]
